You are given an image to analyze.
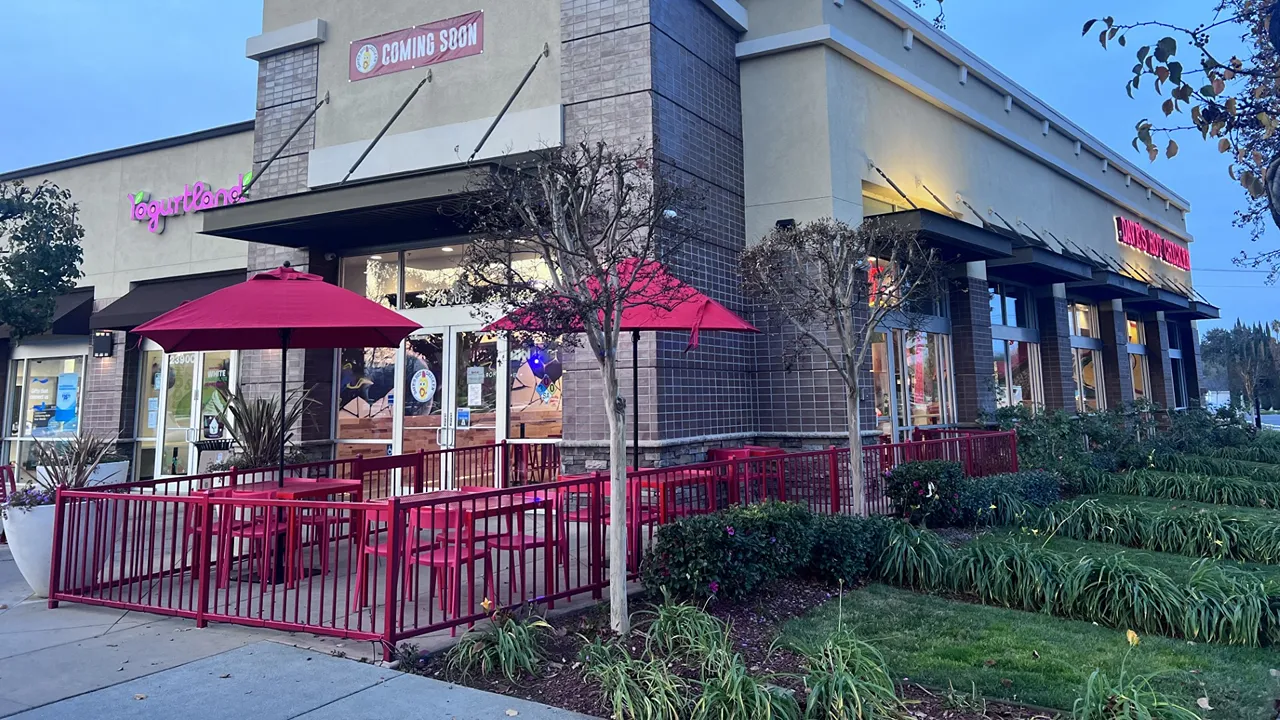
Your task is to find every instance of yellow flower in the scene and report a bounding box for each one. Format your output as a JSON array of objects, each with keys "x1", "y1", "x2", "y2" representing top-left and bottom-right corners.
[
  {"x1": 1126, "y1": 630, "x2": 1140, "y2": 647},
  {"x1": 989, "y1": 504, "x2": 998, "y2": 510},
  {"x1": 480, "y1": 597, "x2": 493, "y2": 613}
]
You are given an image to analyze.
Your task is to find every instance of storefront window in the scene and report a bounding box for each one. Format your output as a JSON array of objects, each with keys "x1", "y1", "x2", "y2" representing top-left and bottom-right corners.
[
  {"x1": 902, "y1": 331, "x2": 944, "y2": 427},
  {"x1": 508, "y1": 341, "x2": 563, "y2": 439},
  {"x1": 337, "y1": 347, "x2": 397, "y2": 454},
  {"x1": 133, "y1": 349, "x2": 238, "y2": 479},
  {"x1": 994, "y1": 339, "x2": 1041, "y2": 409},
  {"x1": 3, "y1": 355, "x2": 86, "y2": 483},
  {"x1": 1131, "y1": 353, "x2": 1149, "y2": 400},
  {"x1": 1171, "y1": 357, "x2": 1188, "y2": 409},
  {"x1": 989, "y1": 283, "x2": 1032, "y2": 328},
  {"x1": 1069, "y1": 303, "x2": 1096, "y2": 338},
  {"x1": 871, "y1": 332, "x2": 893, "y2": 435},
  {"x1": 136, "y1": 350, "x2": 164, "y2": 481},
  {"x1": 340, "y1": 254, "x2": 400, "y2": 308},
  {"x1": 1073, "y1": 348, "x2": 1103, "y2": 412},
  {"x1": 1127, "y1": 314, "x2": 1145, "y2": 345}
]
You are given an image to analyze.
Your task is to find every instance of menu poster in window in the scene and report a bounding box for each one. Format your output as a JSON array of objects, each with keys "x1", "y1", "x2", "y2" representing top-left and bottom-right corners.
[
  {"x1": 147, "y1": 397, "x2": 159, "y2": 430},
  {"x1": 53, "y1": 372, "x2": 80, "y2": 433},
  {"x1": 27, "y1": 377, "x2": 54, "y2": 436}
]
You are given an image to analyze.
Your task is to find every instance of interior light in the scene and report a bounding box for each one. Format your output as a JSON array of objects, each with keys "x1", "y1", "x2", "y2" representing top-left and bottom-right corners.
[
  {"x1": 370, "y1": 255, "x2": 384, "y2": 260},
  {"x1": 440, "y1": 247, "x2": 455, "y2": 252}
]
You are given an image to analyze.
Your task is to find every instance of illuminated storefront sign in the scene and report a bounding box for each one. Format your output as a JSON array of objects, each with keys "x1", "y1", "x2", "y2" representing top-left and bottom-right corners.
[
  {"x1": 126, "y1": 173, "x2": 251, "y2": 234},
  {"x1": 1115, "y1": 217, "x2": 1191, "y2": 271},
  {"x1": 349, "y1": 11, "x2": 484, "y2": 82}
]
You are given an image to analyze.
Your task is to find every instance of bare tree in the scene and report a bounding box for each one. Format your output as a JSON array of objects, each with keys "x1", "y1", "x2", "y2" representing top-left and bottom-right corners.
[
  {"x1": 740, "y1": 218, "x2": 947, "y2": 515},
  {"x1": 460, "y1": 141, "x2": 699, "y2": 633}
]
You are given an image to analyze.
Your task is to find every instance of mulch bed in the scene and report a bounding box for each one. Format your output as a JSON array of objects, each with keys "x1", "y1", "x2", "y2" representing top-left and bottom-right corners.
[{"x1": 414, "y1": 580, "x2": 1059, "y2": 719}]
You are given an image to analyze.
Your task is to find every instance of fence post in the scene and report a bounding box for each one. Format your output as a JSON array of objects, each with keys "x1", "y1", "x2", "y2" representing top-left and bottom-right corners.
[
  {"x1": 590, "y1": 471, "x2": 604, "y2": 600},
  {"x1": 46, "y1": 487, "x2": 66, "y2": 609},
  {"x1": 827, "y1": 447, "x2": 841, "y2": 515},
  {"x1": 353, "y1": 454, "x2": 365, "y2": 498},
  {"x1": 1008, "y1": 432, "x2": 1019, "y2": 472},
  {"x1": 776, "y1": 457, "x2": 788, "y2": 503},
  {"x1": 228, "y1": 466, "x2": 239, "y2": 489},
  {"x1": 381, "y1": 495, "x2": 402, "y2": 662},
  {"x1": 726, "y1": 461, "x2": 739, "y2": 506},
  {"x1": 500, "y1": 440, "x2": 510, "y2": 488},
  {"x1": 414, "y1": 449, "x2": 425, "y2": 494},
  {"x1": 195, "y1": 494, "x2": 214, "y2": 628},
  {"x1": 963, "y1": 436, "x2": 974, "y2": 476}
]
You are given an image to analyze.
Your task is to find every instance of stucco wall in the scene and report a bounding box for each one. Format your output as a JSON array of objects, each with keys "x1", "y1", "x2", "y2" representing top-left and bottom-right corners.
[
  {"x1": 262, "y1": 0, "x2": 561, "y2": 155},
  {"x1": 10, "y1": 130, "x2": 254, "y2": 304},
  {"x1": 740, "y1": 0, "x2": 1195, "y2": 289}
]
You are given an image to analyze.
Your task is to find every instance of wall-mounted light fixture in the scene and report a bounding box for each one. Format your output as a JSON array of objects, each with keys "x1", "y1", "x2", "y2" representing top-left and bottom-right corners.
[
  {"x1": 92, "y1": 330, "x2": 115, "y2": 358},
  {"x1": 775, "y1": 218, "x2": 796, "y2": 230}
]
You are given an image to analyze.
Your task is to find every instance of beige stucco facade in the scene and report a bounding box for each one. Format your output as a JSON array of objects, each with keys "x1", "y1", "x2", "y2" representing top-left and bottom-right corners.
[
  {"x1": 739, "y1": 0, "x2": 1194, "y2": 287},
  {"x1": 2, "y1": 127, "x2": 254, "y2": 305}
]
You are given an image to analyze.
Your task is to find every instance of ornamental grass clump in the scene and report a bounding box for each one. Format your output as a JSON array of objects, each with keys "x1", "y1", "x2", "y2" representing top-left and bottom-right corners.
[
  {"x1": 692, "y1": 649, "x2": 801, "y2": 720},
  {"x1": 1207, "y1": 444, "x2": 1280, "y2": 466},
  {"x1": 1149, "y1": 453, "x2": 1280, "y2": 483},
  {"x1": 1087, "y1": 470, "x2": 1280, "y2": 510},
  {"x1": 875, "y1": 521, "x2": 953, "y2": 591},
  {"x1": 639, "y1": 591, "x2": 731, "y2": 660},
  {"x1": 800, "y1": 634, "x2": 905, "y2": 720},
  {"x1": 579, "y1": 638, "x2": 689, "y2": 720},
  {"x1": 1037, "y1": 500, "x2": 1269, "y2": 562},
  {"x1": 444, "y1": 609, "x2": 551, "y2": 682},
  {"x1": 949, "y1": 538, "x2": 1069, "y2": 613}
]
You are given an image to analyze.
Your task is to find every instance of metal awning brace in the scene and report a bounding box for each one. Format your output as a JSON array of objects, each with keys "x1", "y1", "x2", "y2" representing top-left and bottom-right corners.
[
  {"x1": 468, "y1": 43, "x2": 551, "y2": 162},
  {"x1": 342, "y1": 71, "x2": 432, "y2": 185},
  {"x1": 868, "y1": 163, "x2": 918, "y2": 210},
  {"x1": 243, "y1": 92, "x2": 330, "y2": 199}
]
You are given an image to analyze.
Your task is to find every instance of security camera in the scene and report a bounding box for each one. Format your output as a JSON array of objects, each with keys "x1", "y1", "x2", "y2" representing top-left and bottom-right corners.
[{"x1": 324, "y1": 253, "x2": 337, "y2": 261}]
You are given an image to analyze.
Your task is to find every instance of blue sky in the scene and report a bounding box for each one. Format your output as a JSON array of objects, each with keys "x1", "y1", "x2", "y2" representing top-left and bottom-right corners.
[{"x1": 0, "y1": 1, "x2": 1270, "y2": 330}]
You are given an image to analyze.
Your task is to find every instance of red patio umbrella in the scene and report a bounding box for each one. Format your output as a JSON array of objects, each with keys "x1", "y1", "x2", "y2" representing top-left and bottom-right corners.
[
  {"x1": 483, "y1": 259, "x2": 758, "y2": 468},
  {"x1": 134, "y1": 264, "x2": 421, "y2": 485}
]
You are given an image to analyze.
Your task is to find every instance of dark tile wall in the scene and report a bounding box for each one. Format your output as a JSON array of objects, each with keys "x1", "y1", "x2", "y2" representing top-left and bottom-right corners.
[
  {"x1": 1036, "y1": 295, "x2": 1076, "y2": 411},
  {"x1": 1098, "y1": 303, "x2": 1134, "y2": 407},
  {"x1": 1185, "y1": 321, "x2": 1205, "y2": 406},
  {"x1": 1144, "y1": 315, "x2": 1176, "y2": 409},
  {"x1": 949, "y1": 274, "x2": 995, "y2": 423}
]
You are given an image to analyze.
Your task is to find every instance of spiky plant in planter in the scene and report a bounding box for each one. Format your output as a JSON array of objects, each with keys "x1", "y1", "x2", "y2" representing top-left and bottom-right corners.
[{"x1": 207, "y1": 387, "x2": 314, "y2": 471}]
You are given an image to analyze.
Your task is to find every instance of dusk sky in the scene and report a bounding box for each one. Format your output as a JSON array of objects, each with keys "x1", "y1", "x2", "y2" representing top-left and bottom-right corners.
[{"x1": 1, "y1": 1, "x2": 1272, "y2": 331}]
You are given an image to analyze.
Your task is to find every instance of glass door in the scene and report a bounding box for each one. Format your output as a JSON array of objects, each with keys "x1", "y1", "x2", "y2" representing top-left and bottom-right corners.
[
  {"x1": 139, "y1": 350, "x2": 235, "y2": 479},
  {"x1": 395, "y1": 325, "x2": 504, "y2": 489}
]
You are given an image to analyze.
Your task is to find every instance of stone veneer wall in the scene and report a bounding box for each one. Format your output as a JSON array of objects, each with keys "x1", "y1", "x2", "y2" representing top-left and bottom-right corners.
[
  {"x1": 1144, "y1": 315, "x2": 1176, "y2": 409},
  {"x1": 949, "y1": 274, "x2": 996, "y2": 424},
  {"x1": 1098, "y1": 302, "x2": 1135, "y2": 406},
  {"x1": 1036, "y1": 294, "x2": 1076, "y2": 412},
  {"x1": 242, "y1": 42, "x2": 333, "y2": 458}
]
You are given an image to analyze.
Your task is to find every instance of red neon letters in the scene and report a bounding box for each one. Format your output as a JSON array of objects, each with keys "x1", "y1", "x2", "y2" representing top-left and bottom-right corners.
[{"x1": 1115, "y1": 217, "x2": 1190, "y2": 271}]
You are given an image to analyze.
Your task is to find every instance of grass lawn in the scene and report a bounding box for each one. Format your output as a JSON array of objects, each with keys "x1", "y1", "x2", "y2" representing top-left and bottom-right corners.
[
  {"x1": 1083, "y1": 494, "x2": 1280, "y2": 523},
  {"x1": 782, "y1": 584, "x2": 1279, "y2": 720}
]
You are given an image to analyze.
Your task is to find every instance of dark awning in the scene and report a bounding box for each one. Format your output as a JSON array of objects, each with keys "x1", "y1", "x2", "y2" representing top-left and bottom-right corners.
[
  {"x1": 861, "y1": 209, "x2": 1013, "y2": 263},
  {"x1": 0, "y1": 287, "x2": 94, "y2": 340},
  {"x1": 1168, "y1": 300, "x2": 1220, "y2": 321},
  {"x1": 90, "y1": 270, "x2": 245, "y2": 331},
  {"x1": 200, "y1": 166, "x2": 490, "y2": 251},
  {"x1": 986, "y1": 243, "x2": 1094, "y2": 285},
  {"x1": 1124, "y1": 286, "x2": 1191, "y2": 312},
  {"x1": 1066, "y1": 269, "x2": 1150, "y2": 301}
]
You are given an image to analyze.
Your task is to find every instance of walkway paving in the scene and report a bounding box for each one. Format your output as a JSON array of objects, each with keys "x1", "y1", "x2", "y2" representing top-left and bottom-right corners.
[{"x1": 0, "y1": 547, "x2": 595, "y2": 718}]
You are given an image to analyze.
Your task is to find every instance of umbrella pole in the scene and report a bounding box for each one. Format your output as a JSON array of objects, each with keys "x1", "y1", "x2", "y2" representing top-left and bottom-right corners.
[
  {"x1": 274, "y1": 328, "x2": 292, "y2": 584},
  {"x1": 632, "y1": 330, "x2": 640, "y2": 472}
]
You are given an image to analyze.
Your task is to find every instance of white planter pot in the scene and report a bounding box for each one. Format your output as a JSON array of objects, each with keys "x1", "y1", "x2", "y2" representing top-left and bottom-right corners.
[{"x1": 5, "y1": 504, "x2": 56, "y2": 597}]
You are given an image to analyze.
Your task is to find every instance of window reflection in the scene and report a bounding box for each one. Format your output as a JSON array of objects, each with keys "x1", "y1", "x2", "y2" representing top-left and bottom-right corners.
[
  {"x1": 337, "y1": 347, "x2": 397, "y2": 441},
  {"x1": 902, "y1": 331, "x2": 942, "y2": 427},
  {"x1": 871, "y1": 332, "x2": 893, "y2": 435},
  {"x1": 509, "y1": 340, "x2": 563, "y2": 439},
  {"x1": 1074, "y1": 348, "x2": 1102, "y2": 412},
  {"x1": 1131, "y1": 353, "x2": 1149, "y2": 400}
]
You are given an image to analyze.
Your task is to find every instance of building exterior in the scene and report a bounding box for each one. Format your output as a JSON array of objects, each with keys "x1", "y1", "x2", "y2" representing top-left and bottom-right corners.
[{"x1": 0, "y1": 0, "x2": 1215, "y2": 482}]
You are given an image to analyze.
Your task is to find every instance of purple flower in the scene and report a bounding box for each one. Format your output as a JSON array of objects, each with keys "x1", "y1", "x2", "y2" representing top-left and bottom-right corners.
[
  {"x1": 912, "y1": 481, "x2": 920, "y2": 488},
  {"x1": 725, "y1": 526, "x2": 735, "y2": 536},
  {"x1": 708, "y1": 581, "x2": 720, "y2": 594},
  {"x1": 769, "y1": 537, "x2": 777, "y2": 544}
]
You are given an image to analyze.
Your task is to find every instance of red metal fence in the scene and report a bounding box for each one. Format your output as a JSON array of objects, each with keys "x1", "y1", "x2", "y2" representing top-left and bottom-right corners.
[{"x1": 46, "y1": 431, "x2": 1016, "y2": 656}]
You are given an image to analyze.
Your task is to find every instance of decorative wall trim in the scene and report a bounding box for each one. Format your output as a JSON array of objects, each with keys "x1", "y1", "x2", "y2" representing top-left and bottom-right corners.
[
  {"x1": 246, "y1": 19, "x2": 328, "y2": 60},
  {"x1": 735, "y1": 24, "x2": 1193, "y2": 242}
]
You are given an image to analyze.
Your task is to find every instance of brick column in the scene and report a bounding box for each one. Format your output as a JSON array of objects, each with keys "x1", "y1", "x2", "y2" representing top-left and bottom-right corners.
[
  {"x1": 1036, "y1": 287, "x2": 1075, "y2": 412},
  {"x1": 82, "y1": 331, "x2": 137, "y2": 458},
  {"x1": 1186, "y1": 320, "x2": 1205, "y2": 407},
  {"x1": 1144, "y1": 312, "x2": 1176, "y2": 409},
  {"x1": 1097, "y1": 299, "x2": 1134, "y2": 407},
  {"x1": 948, "y1": 265, "x2": 995, "y2": 424}
]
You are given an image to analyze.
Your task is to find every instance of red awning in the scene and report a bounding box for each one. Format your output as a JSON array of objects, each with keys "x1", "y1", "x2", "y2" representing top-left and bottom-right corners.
[{"x1": 133, "y1": 265, "x2": 421, "y2": 352}]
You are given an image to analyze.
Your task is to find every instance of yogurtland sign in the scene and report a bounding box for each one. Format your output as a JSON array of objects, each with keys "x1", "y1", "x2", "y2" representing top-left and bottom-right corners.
[
  {"x1": 127, "y1": 173, "x2": 250, "y2": 234},
  {"x1": 350, "y1": 12, "x2": 484, "y2": 82},
  {"x1": 1115, "y1": 217, "x2": 1191, "y2": 272}
]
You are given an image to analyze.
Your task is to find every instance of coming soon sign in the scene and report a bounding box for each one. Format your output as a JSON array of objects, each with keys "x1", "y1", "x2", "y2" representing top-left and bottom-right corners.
[
  {"x1": 349, "y1": 12, "x2": 484, "y2": 82},
  {"x1": 1115, "y1": 217, "x2": 1191, "y2": 271}
]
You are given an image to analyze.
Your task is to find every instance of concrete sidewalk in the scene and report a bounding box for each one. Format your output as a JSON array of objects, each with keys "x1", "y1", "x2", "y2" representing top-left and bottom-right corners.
[
  {"x1": 8, "y1": 642, "x2": 597, "y2": 720},
  {"x1": 0, "y1": 547, "x2": 596, "y2": 718}
]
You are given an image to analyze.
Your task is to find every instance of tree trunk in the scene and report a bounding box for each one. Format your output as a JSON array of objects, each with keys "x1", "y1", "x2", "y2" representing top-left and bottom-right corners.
[
  {"x1": 846, "y1": 389, "x2": 866, "y2": 516},
  {"x1": 1256, "y1": 390, "x2": 1264, "y2": 430},
  {"x1": 601, "y1": 360, "x2": 630, "y2": 634}
]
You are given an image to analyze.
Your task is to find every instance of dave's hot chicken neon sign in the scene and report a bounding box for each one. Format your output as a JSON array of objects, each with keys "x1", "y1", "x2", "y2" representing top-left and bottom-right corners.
[{"x1": 1114, "y1": 217, "x2": 1190, "y2": 271}]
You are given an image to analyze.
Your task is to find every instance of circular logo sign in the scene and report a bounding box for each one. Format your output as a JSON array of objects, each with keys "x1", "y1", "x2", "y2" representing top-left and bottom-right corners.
[
  {"x1": 354, "y1": 44, "x2": 379, "y2": 74},
  {"x1": 410, "y1": 368, "x2": 437, "y2": 403}
]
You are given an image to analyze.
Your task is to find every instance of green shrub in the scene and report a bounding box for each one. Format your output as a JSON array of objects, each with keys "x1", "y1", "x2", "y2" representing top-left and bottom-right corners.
[
  {"x1": 444, "y1": 610, "x2": 551, "y2": 681},
  {"x1": 949, "y1": 537, "x2": 1070, "y2": 613},
  {"x1": 875, "y1": 521, "x2": 953, "y2": 591},
  {"x1": 956, "y1": 470, "x2": 1061, "y2": 526},
  {"x1": 805, "y1": 515, "x2": 891, "y2": 587},
  {"x1": 1148, "y1": 453, "x2": 1280, "y2": 482},
  {"x1": 641, "y1": 502, "x2": 817, "y2": 602},
  {"x1": 883, "y1": 460, "x2": 964, "y2": 526},
  {"x1": 1087, "y1": 470, "x2": 1280, "y2": 509}
]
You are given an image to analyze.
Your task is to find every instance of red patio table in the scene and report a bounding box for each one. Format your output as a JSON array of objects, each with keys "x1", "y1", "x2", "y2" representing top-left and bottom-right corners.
[{"x1": 215, "y1": 478, "x2": 364, "y2": 502}]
